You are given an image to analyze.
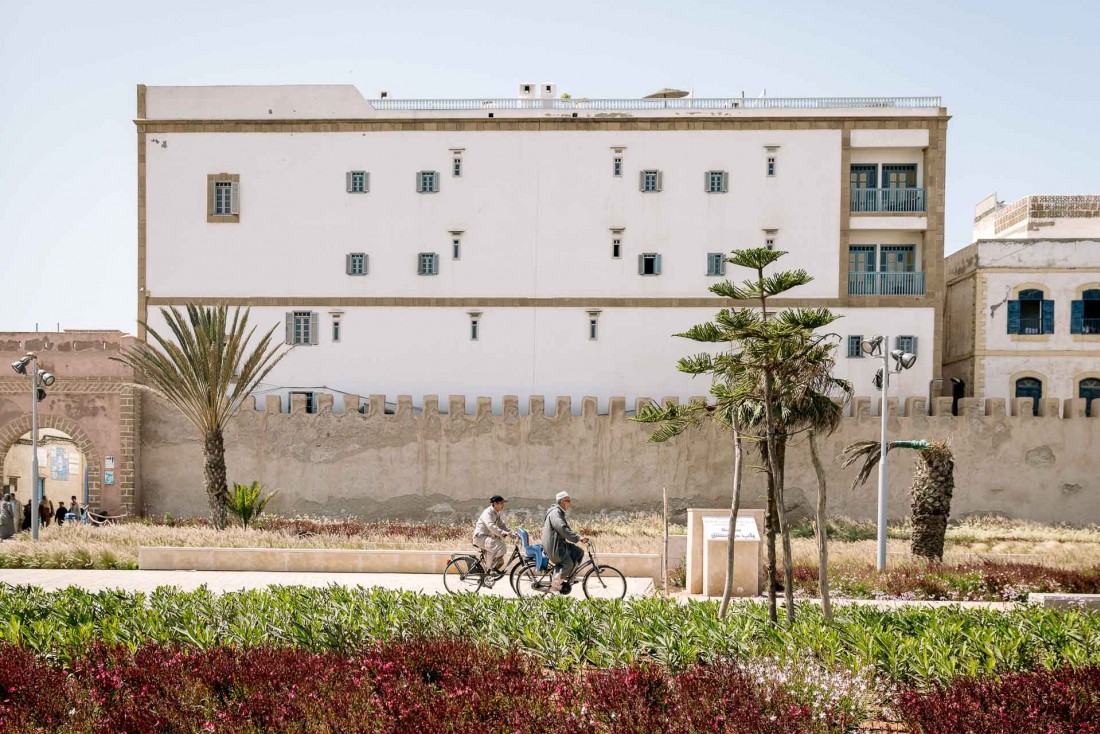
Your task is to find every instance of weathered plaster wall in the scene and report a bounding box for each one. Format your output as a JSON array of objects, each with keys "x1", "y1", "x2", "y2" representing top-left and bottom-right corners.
[
  {"x1": 141, "y1": 393, "x2": 1100, "y2": 525},
  {"x1": 0, "y1": 332, "x2": 138, "y2": 514}
]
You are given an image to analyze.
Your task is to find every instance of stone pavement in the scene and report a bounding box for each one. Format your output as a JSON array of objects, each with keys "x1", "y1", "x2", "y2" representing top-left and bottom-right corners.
[{"x1": 0, "y1": 569, "x2": 655, "y2": 598}]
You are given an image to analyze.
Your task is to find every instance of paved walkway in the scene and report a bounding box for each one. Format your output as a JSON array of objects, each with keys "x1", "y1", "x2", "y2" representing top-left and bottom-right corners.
[{"x1": 0, "y1": 569, "x2": 655, "y2": 598}]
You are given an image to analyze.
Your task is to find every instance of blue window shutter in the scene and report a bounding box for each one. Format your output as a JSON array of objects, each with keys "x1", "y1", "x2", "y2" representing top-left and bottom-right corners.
[
  {"x1": 654, "y1": 254, "x2": 662, "y2": 275},
  {"x1": 1042, "y1": 300, "x2": 1055, "y2": 334},
  {"x1": 1006, "y1": 300, "x2": 1021, "y2": 334},
  {"x1": 1071, "y1": 300, "x2": 1084, "y2": 334}
]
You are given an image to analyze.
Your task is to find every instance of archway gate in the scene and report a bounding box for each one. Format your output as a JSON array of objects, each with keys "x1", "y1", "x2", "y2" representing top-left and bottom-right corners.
[{"x1": 0, "y1": 331, "x2": 139, "y2": 514}]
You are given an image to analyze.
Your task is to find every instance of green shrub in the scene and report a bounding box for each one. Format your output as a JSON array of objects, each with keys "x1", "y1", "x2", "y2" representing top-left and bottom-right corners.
[{"x1": 226, "y1": 481, "x2": 278, "y2": 528}]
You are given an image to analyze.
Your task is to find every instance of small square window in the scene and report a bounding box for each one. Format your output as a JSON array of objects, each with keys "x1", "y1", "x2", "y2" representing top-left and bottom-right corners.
[
  {"x1": 418, "y1": 252, "x2": 439, "y2": 276},
  {"x1": 470, "y1": 317, "x2": 480, "y2": 341},
  {"x1": 640, "y1": 170, "x2": 662, "y2": 193},
  {"x1": 895, "y1": 335, "x2": 918, "y2": 355},
  {"x1": 706, "y1": 170, "x2": 728, "y2": 194},
  {"x1": 706, "y1": 253, "x2": 726, "y2": 277},
  {"x1": 613, "y1": 156, "x2": 623, "y2": 177},
  {"x1": 766, "y1": 156, "x2": 776, "y2": 177},
  {"x1": 417, "y1": 171, "x2": 439, "y2": 193},
  {"x1": 452, "y1": 155, "x2": 463, "y2": 177},
  {"x1": 331, "y1": 315, "x2": 342, "y2": 343},
  {"x1": 346, "y1": 252, "x2": 367, "y2": 276},
  {"x1": 208, "y1": 174, "x2": 240, "y2": 222},
  {"x1": 847, "y1": 335, "x2": 863, "y2": 358},
  {"x1": 639, "y1": 253, "x2": 661, "y2": 276},
  {"x1": 764, "y1": 229, "x2": 777, "y2": 251},
  {"x1": 452, "y1": 237, "x2": 461, "y2": 259},
  {"x1": 214, "y1": 182, "x2": 233, "y2": 214},
  {"x1": 612, "y1": 237, "x2": 622, "y2": 259},
  {"x1": 347, "y1": 171, "x2": 369, "y2": 193}
]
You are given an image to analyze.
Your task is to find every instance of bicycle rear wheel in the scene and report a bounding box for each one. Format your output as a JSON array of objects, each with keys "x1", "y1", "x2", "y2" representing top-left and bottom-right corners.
[
  {"x1": 509, "y1": 559, "x2": 534, "y2": 595},
  {"x1": 514, "y1": 566, "x2": 552, "y2": 598},
  {"x1": 582, "y1": 564, "x2": 627, "y2": 600},
  {"x1": 443, "y1": 555, "x2": 485, "y2": 594}
]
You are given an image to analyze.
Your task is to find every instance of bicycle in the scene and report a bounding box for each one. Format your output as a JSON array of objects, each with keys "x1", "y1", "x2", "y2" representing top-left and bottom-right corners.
[
  {"x1": 513, "y1": 539, "x2": 627, "y2": 600},
  {"x1": 442, "y1": 532, "x2": 529, "y2": 595}
]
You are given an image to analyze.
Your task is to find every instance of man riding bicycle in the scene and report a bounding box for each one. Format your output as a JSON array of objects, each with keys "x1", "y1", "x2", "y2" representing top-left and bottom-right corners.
[
  {"x1": 472, "y1": 495, "x2": 511, "y2": 584},
  {"x1": 542, "y1": 491, "x2": 587, "y2": 593}
]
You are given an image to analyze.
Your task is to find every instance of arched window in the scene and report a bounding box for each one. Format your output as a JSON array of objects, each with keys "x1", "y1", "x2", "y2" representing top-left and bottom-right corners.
[
  {"x1": 1015, "y1": 377, "x2": 1043, "y2": 416},
  {"x1": 1009, "y1": 289, "x2": 1051, "y2": 335},
  {"x1": 1072, "y1": 289, "x2": 1100, "y2": 335},
  {"x1": 1081, "y1": 378, "x2": 1100, "y2": 418}
]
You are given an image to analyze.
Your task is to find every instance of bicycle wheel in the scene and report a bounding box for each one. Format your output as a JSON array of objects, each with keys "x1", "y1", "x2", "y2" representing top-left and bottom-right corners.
[
  {"x1": 582, "y1": 565, "x2": 627, "y2": 600},
  {"x1": 443, "y1": 556, "x2": 485, "y2": 594},
  {"x1": 514, "y1": 565, "x2": 551, "y2": 598},
  {"x1": 509, "y1": 559, "x2": 533, "y2": 595}
]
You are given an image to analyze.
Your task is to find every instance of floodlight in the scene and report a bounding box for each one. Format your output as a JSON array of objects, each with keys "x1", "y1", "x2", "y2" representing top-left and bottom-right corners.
[
  {"x1": 36, "y1": 388, "x2": 47, "y2": 402},
  {"x1": 872, "y1": 367, "x2": 884, "y2": 390},
  {"x1": 38, "y1": 370, "x2": 55, "y2": 386},
  {"x1": 10, "y1": 357, "x2": 31, "y2": 375},
  {"x1": 861, "y1": 335, "x2": 884, "y2": 356},
  {"x1": 890, "y1": 349, "x2": 917, "y2": 370}
]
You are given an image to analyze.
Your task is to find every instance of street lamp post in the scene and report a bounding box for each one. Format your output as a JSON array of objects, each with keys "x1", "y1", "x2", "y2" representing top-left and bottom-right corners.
[
  {"x1": 10, "y1": 352, "x2": 55, "y2": 542},
  {"x1": 860, "y1": 336, "x2": 916, "y2": 572}
]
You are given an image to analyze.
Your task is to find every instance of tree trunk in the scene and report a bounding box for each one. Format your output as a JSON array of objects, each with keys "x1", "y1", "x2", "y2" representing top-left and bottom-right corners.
[
  {"x1": 809, "y1": 429, "x2": 832, "y2": 619},
  {"x1": 910, "y1": 444, "x2": 955, "y2": 562},
  {"x1": 203, "y1": 429, "x2": 229, "y2": 530},
  {"x1": 775, "y1": 437, "x2": 796, "y2": 626},
  {"x1": 718, "y1": 428, "x2": 744, "y2": 619},
  {"x1": 763, "y1": 442, "x2": 778, "y2": 625}
]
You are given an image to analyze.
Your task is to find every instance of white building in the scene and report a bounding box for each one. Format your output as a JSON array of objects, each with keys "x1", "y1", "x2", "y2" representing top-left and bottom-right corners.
[
  {"x1": 136, "y1": 84, "x2": 948, "y2": 412},
  {"x1": 944, "y1": 194, "x2": 1100, "y2": 414}
]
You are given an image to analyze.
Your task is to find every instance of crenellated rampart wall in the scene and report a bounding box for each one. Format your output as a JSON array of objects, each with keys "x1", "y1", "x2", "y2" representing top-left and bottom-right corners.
[{"x1": 140, "y1": 392, "x2": 1100, "y2": 525}]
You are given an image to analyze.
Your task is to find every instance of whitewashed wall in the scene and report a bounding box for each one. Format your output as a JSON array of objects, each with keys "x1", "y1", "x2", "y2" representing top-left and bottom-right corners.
[
  {"x1": 145, "y1": 130, "x2": 845, "y2": 299},
  {"x1": 145, "y1": 306, "x2": 936, "y2": 411}
]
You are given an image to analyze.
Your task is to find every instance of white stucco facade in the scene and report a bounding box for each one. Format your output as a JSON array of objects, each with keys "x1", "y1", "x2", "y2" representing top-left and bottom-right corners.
[
  {"x1": 944, "y1": 197, "x2": 1100, "y2": 412},
  {"x1": 138, "y1": 85, "x2": 946, "y2": 409}
]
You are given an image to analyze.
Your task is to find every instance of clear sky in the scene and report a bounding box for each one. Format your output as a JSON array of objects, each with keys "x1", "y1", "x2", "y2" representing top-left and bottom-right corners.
[{"x1": 1, "y1": 0, "x2": 1097, "y2": 331}]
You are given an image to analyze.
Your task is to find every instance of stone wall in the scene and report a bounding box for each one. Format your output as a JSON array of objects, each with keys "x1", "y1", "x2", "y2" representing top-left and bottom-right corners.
[{"x1": 140, "y1": 392, "x2": 1100, "y2": 526}]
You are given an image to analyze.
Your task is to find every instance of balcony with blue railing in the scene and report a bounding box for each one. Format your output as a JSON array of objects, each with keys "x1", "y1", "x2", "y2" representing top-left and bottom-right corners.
[
  {"x1": 848, "y1": 272, "x2": 926, "y2": 296},
  {"x1": 850, "y1": 188, "x2": 926, "y2": 213}
]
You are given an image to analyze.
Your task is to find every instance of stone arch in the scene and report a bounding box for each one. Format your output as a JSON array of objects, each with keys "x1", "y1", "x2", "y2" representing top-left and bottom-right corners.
[
  {"x1": 1075, "y1": 372, "x2": 1100, "y2": 417},
  {"x1": 1009, "y1": 370, "x2": 1047, "y2": 417},
  {"x1": 0, "y1": 413, "x2": 103, "y2": 510},
  {"x1": 1011, "y1": 282, "x2": 1050, "y2": 299},
  {"x1": 1075, "y1": 283, "x2": 1100, "y2": 299}
]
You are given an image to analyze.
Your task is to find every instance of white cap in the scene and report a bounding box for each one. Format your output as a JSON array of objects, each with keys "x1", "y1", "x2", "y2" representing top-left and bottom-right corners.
[{"x1": 555, "y1": 491, "x2": 571, "y2": 503}]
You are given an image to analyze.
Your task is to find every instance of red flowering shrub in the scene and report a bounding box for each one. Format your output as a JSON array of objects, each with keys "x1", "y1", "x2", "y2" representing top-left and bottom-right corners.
[
  {"x1": 0, "y1": 643, "x2": 68, "y2": 731},
  {"x1": 0, "y1": 640, "x2": 862, "y2": 733},
  {"x1": 897, "y1": 665, "x2": 1100, "y2": 734}
]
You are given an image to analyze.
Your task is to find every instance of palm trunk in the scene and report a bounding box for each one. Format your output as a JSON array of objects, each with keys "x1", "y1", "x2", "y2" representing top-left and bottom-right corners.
[
  {"x1": 718, "y1": 427, "x2": 744, "y2": 619},
  {"x1": 775, "y1": 436, "x2": 796, "y2": 626},
  {"x1": 203, "y1": 429, "x2": 229, "y2": 530},
  {"x1": 808, "y1": 429, "x2": 832, "y2": 619},
  {"x1": 763, "y1": 442, "x2": 778, "y2": 625}
]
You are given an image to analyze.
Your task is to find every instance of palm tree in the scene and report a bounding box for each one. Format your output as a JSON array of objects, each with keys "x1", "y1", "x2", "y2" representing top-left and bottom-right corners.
[
  {"x1": 841, "y1": 439, "x2": 956, "y2": 561},
  {"x1": 114, "y1": 305, "x2": 290, "y2": 529}
]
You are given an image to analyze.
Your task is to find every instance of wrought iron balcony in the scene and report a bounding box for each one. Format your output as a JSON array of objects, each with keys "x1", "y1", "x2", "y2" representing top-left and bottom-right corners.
[
  {"x1": 1084, "y1": 318, "x2": 1100, "y2": 335},
  {"x1": 850, "y1": 188, "x2": 926, "y2": 213},
  {"x1": 848, "y1": 272, "x2": 926, "y2": 296}
]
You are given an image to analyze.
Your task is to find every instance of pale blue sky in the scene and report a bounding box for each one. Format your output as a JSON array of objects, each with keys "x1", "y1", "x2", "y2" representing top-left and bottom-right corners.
[{"x1": 1, "y1": 0, "x2": 1097, "y2": 331}]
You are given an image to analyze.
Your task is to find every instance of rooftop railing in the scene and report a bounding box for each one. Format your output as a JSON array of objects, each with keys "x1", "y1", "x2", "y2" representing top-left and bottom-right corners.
[
  {"x1": 994, "y1": 195, "x2": 1100, "y2": 233},
  {"x1": 370, "y1": 96, "x2": 942, "y2": 112}
]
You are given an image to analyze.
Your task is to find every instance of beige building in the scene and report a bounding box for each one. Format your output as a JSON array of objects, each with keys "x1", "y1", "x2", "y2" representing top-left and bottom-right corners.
[{"x1": 944, "y1": 194, "x2": 1100, "y2": 414}]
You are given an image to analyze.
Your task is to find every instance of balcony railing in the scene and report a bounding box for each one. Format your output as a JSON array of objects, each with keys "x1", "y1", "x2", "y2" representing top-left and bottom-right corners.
[
  {"x1": 848, "y1": 272, "x2": 926, "y2": 296},
  {"x1": 1082, "y1": 318, "x2": 1100, "y2": 335},
  {"x1": 1019, "y1": 317, "x2": 1043, "y2": 335},
  {"x1": 370, "y1": 96, "x2": 943, "y2": 112},
  {"x1": 850, "y1": 188, "x2": 926, "y2": 213}
]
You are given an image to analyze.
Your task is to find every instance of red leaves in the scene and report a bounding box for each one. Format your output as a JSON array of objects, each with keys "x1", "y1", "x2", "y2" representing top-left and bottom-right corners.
[
  {"x1": 0, "y1": 641, "x2": 852, "y2": 733},
  {"x1": 898, "y1": 666, "x2": 1100, "y2": 734}
]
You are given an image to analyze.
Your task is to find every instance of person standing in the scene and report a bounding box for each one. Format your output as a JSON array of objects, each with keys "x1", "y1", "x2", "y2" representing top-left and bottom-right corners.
[
  {"x1": 69, "y1": 495, "x2": 80, "y2": 520},
  {"x1": 54, "y1": 501, "x2": 68, "y2": 527},
  {"x1": 472, "y1": 495, "x2": 511, "y2": 582},
  {"x1": 0, "y1": 494, "x2": 15, "y2": 540},
  {"x1": 542, "y1": 491, "x2": 587, "y2": 593}
]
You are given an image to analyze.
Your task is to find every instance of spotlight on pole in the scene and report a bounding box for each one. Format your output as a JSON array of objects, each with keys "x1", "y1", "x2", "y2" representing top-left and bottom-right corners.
[
  {"x1": 11, "y1": 357, "x2": 31, "y2": 375},
  {"x1": 38, "y1": 370, "x2": 55, "y2": 386},
  {"x1": 891, "y1": 349, "x2": 917, "y2": 370}
]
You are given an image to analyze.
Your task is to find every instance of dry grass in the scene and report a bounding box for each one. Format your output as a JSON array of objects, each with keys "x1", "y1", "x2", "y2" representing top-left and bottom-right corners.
[{"x1": 2, "y1": 513, "x2": 1097, "y2": 571}]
